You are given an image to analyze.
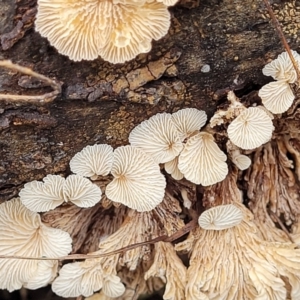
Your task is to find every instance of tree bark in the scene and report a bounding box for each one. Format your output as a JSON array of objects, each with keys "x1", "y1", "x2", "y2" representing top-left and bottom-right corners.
[{"x1": 0, "y1": 0, "x2": 296, "y2": 199}]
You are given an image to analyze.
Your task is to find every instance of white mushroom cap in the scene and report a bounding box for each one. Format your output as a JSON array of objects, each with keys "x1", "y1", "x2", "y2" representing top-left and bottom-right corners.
[
  {"x1": 24, "y1": 260, "x2": 58, "y2": 290},
  {"x1": 52, "y1": 260, "x2": 104, "y2": 298},
  {"x1": 19, "y1": 174, "x2": 65, "y2": 212},
  {"x1": 35, "y1": 0, "x2": 107, "y2": 61},
  {"x1": 262, "y1": 50, "x2": 300, "y2": 83},
  {"x1": 0, "y1": 198, "x2": 72, "y2": 292},
  {"x1": 70, "y1": 144, "x2": 114, "y2": 180},
  {"x1": 171, "y1": 108, "x2": 207, "y2": 141},
  {"x1": 98, "y1": 2, "x2": 170, "y2": 64},
  {"x1": 20, "y1": 174, "x2": 102, "y2": 212},
  {"x1": 157, "y1": 0, "x2": 179, "y2": 6},
  {"x1": 258, "y1": 80, "x2": 295, "y2": 114},
  {"x1": 129, "y1": 113, "x2": 183, "y2": 164},
  {"x1": 63, "y1": 174, "x2": 102, "y2": 208},
  {"x1": 105, "y1": 146, "x2": 166, "y2": 211},
  {"x1": 227, "y1": 107, "x2": 274, "y2": 150},
  {"x1": 102, "y1": 275, "x2": 126, "y2": 298},
  {"x1": 178, "y1": 132, "x2": 228, "y2": 186},
  {"x1": 164, "y1": 156, "x2": 184, "y2": 180},
  {"x1": 231, "y1": 153, "x2": 251, "y2": 171},
  {"x1": 198, "y1": 204, "x2": 244, "y2": 230}
]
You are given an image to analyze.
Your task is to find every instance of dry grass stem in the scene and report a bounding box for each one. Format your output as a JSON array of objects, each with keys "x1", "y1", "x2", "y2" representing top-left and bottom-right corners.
[{"x1": 0, "y1": 60, "x2": 61, "y2": 103}]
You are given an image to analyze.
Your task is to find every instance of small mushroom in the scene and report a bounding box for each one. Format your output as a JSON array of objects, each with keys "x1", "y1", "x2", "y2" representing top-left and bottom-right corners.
[
  {"x1": 226, "y1": 141, "x2": 251, "y2": 170},
  {"x1": 262, "y1": 50, "x2": 300, "y2": 83},
  {"x1": 178, "y1": 132, "x2": 228, "y2": 186},
  {"x1": 171, "y1": 108, "x2": 207, "y2": 141},
  {"x1": 258, "y1": 80, "x2": 295, "y2": 114},
  {"x1": 164, "y1": 156, "x2": 184, "y2": 180},
  {"x1": 198, "y1": 204, "x2": 244, "y2": 230},
  {"x1": 19, "y1": 174, "x2": 65, "y2": 212},
  {"x1": 20, "y1": 174, "x2": 102, "y2": 212},
  {"x1": 70, "y1": 144, "x2": 114, "y2": 180},
  {"x1": 105, "y1": 146, "x2": 166, "y2": 211},
  {"x1": 227, "y1": 107, "x2": 274, "y2": 150},
  {"x1": 129, "y1": 113, "x2": 183, "y2": 164}
]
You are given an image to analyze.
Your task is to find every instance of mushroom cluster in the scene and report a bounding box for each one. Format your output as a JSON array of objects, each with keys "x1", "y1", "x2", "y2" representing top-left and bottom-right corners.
[
  {"x1": 259, "y1": 50, "x2": 300, "y2": 114},
  {"x1": 0, "y1": 198, "x2": 72, "y2": 292},
  {"x1": 129, "y1": 108, "x2": 229, "y2": 186},
  {"x1": 5, "y1": 52, "x2": 300, "y2": 299},
  {"x1": 35, "y1": 0, "x2": 178, "y2": 63}
]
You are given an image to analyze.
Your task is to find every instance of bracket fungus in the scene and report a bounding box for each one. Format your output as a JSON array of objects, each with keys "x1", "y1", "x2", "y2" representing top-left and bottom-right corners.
[
  {"x1": 227, "y1": 106, "x2": 274, "y2": 150},
  {"x1": 178, "y1": 132, "x2": 228, "y2": 186},
  {"x1": 35, "y1": 0, "x2": 171, "y2": 63},
  {"x1": 19, "y1": 174, "x2": 102, "y2": 212},
  {"x1": 105, "y1": 145, "x2": 166, "y2": 211},
  {"x1": 70, "y1": 144, "x2": 114, "y2": 180},
  {"x1": 258, "y1": 50, "x2": 300, "y2": 114},
  {"x1": 0, "y1": 198, "x2": 72, "y2": 292}
]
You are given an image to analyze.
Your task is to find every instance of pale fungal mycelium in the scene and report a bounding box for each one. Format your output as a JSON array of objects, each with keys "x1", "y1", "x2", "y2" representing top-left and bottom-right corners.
[
  {"x1": 0, "y1": 198, "x2": 72, "y2": 292},
  {"x1": 19, "y1": 174, "x2": 102, "y2": 212},
  {"x1": 35, "y1": 0, "x2": 176, "y2": 63},
  {"x1": 259, "y1": 50, "x2": 300, "y2": 114}
]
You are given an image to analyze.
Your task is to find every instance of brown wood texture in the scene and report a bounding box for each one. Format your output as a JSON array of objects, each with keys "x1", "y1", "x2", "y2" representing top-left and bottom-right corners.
[{"x1": 0, "y1": 0, "x2": 298, "y2": 200}]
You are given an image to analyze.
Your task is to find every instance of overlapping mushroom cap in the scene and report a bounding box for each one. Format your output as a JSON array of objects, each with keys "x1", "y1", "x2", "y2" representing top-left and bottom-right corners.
[
  {"x1": 227, "y1": 107, "x2": 274, "y2": 150},
  {"x1": 262, "y1": 50, "x2": 300, "y2": 82},
  {"x1": 0, "y1": 198, "x2": 72, "y2": 292},
  {"x1": 52, "y1": 259, "x2": 125, "y2": 298},
  {"x1": 171, "y1": 108, "x2": 207, "y2": 141},
  {"x1": 35, "y1": 0, "x2": 171, "y2": 63},
  {"x1": 178, "y1": 132, "x2": 228, "y2": 186},
  {"x1": 129, "y1": 113, "x2": 183, "y2": 164},
  {"x1": 19, "y1": 174, "x2": 102, "y2": 212},
  {"x1": 258, "y1": 50, "x2": 300, "y2": 114},
  {"x1": 70, "y1": 144, "x2": 114, "y2": 180},
  {"x1": 105, "y1": 146, "x2": 166, "y2": 211}
]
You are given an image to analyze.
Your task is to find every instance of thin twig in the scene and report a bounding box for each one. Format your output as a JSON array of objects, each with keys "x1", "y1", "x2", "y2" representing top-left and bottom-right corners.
[
  {"x1": 0, "y1": 60, "x2": 61, "y2": 103},
  {"x1": 0, "y1": 219, "x2": 198, "y2": 261},
  {"x1": 262, "y1": 0, "x2": 300, "y2": 81}
]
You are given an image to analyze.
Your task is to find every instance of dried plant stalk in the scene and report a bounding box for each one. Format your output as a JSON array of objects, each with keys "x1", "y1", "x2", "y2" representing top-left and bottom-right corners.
[{"x1": 0, "y1": 60, "x2": 61, "y2": 103}]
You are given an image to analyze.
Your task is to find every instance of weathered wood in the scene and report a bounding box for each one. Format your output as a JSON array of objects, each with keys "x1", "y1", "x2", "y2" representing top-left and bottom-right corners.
[{"x1": 0, "y1": 0, "x2": 297, "y2": 199}]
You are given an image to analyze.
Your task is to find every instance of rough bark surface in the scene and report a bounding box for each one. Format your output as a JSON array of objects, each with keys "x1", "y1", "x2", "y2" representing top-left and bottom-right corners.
[{"x1": 0, "y1": 0, "x2": 297, "y2": 197}]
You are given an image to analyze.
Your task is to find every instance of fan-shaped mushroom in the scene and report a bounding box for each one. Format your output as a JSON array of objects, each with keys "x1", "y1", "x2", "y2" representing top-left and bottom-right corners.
[
  {"x1": 171, "y1": 108, "x2": 207, "y2": 141},
  {"x1": 198, "y1": 204, "x2": 244, "y2": 230},
  {"x1": 227, "y1": 107, "x2": 274, "y2": 150},
  {"x1": 20, "y1": 174, "x2": 102, "y2": 212},
  {"x1": 35, "y1": 0, "x2": 171, "y2": 63},
  {"x1": 178, "y1": 132, "x2": 228, "y2": 186},
  {"x1": 105, "y1": 146, "x2": 166, "y2": 211},
  {"x1": 70, "y1": 144, "x2": 114, "y2": 180},
  {"x1": 129, "y1": 113, "x2": 183, "y2": 164}
]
